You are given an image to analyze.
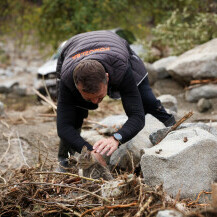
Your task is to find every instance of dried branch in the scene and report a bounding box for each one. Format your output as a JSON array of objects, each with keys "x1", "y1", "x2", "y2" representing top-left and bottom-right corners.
[
  {"x1": 156, "y1": 111, "x2": 193, "y2": 145},
  {"x1": 80, "y1": 202, "x2": 138, "y2": 217},
  {"x1": 32, "y1": 88, "x2": 57, "y2": 110},
  {"x1": 34, "y1": 171, "x2": 106, "y2": 183},
  {"x1": 0, "y1": 133, "x2": 12, "y2": 164},
  {"x1": 135, "y1": 196, "x2": 153, "y2": 217},
  {"x1": 13, "y1": 182, "x2": 111, "y2": 203},
  {"x1": 16, "y1": 132, "x2": 30, "y2": 168}
]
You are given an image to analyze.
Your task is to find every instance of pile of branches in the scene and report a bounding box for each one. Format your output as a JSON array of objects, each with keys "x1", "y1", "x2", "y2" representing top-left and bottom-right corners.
[{"x1": 0, "y1": 165, "x2": 215, "y2": 217}]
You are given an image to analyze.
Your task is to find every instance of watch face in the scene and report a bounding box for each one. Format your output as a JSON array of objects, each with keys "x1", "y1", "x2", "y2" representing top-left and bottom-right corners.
[{"x1": 114, "y1": 133, "x2": 122, "y2": 141}]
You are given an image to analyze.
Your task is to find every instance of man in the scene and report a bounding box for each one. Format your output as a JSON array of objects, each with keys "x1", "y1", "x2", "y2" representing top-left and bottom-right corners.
[{"x1": 56, "y1": 30, "x2": 175, "y2": 169}]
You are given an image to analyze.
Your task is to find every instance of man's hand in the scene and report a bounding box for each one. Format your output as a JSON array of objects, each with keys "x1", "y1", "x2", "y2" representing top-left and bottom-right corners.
[
  {"x1": 93, "y1": 137, "x2": 119, "y2": 156},
  {"x1": 91, "y1": 151, "x2": 107, "y2": 167}
]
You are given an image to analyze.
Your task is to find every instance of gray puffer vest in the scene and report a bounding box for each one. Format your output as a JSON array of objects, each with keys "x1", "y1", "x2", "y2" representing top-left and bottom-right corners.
[{"x1": 57, "y1": 30, "x2": 147, "y2": 99}]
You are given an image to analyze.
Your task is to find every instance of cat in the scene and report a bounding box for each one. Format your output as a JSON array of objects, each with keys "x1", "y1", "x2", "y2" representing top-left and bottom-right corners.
[{"x1": 76, "y1": 146, "x2": 113, "y2": 181}]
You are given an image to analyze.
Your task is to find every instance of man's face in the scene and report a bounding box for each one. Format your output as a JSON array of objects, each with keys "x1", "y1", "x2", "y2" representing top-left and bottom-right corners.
[{"x1": 77, "y1": 82, "x2": 108, "y2": 104}]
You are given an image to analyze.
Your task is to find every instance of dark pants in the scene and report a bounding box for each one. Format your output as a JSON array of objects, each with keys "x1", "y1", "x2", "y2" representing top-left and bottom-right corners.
[{"x1": 138, "y1": 76, "x2": 175, "y2": 126}]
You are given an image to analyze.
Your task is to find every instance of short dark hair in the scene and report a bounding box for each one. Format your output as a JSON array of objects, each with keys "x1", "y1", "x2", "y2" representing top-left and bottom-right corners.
[{"x1": 73, "y1": 60, "x2": 107, "y2": 93}]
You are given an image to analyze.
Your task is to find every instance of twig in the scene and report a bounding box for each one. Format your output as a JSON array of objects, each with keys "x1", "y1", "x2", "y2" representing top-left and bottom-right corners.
[
  {"x1": 187, "y1": 190, "x2": 211, "y2": 206},
  {"x1": 42, "y1": 75, "x2": 56, "y2": 115},
  {"x1": 190, "y1": 78, "x2": 217, "y2": 85},
  {"x1": 33, "y1": 88, "x2": 57, "y2": 110},
  {"x1": 135, "y1": 196, "x2": 153, "y2": 217},
  {"x1": 0, "y1": 120, "x2": 10, "y2": 129},
  {"x1": 0, "y1": 133, "x2": 12, "y2": 164},
  {"x1": 156, "y1": 111, "x2": 193, "y2": 144},
  {"x1": 19, "y1": 114, "x2": 27, "y2": 124},
  {"x1": 80, "y1": 202, "x2": 138, "y2": 217},
  {"x1": 0, "y1": 176, "x2": 7, "y2": 184},
  {"x1": 13, "y1": 182, "x2": 111, "y2": 203},
  {"x1": 164, "y1": 194, "x2": 188, "y2": 213},
  {"x1": 16, "y1": 132, "x2": 30, "y2": 168},
  {"x1": 34, "y1": 171, "x2": 106, "y2": 183},
  {"x1": 27, "y1": 197, "x2": 81, "y2": 216}
]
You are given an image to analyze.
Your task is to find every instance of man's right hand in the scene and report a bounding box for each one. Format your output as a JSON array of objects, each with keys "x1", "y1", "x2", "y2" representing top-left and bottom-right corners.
[{"x1": 91, "y1": 150, "x2": 107, "y2": 167}]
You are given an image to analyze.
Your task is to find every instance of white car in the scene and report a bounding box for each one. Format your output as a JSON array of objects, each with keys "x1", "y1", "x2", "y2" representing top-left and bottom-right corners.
[{"x1": 36, "y1": 29, "x2": 145, "y2": 100}]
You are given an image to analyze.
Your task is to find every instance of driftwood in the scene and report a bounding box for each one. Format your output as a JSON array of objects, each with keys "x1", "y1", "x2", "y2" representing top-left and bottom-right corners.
[
  {"x1": 190, "y1": 78, "x2": 217, "y2": 85},
  {"x1": 156, "y1": 111, "x2": 193, "y2": 145}
]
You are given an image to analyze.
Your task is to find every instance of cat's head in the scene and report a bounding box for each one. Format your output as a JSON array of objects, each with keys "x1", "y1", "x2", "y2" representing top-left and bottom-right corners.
[{"x1": 76, "y1": 146, "x2": 96, "y2": 169}]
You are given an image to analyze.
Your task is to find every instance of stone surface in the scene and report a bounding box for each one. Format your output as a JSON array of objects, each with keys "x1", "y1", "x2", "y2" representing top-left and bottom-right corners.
[
  {"x1": 149, "y1": 122, "x2": 217, "y2": 145},
  {"x1": 81, "y1": 130, "x2": 104, "y2": 145},
  {"x1": 0, "y1": 79, "x2": 19, "y2": 93},
  {"x1": 156, "y1": 210, "x2": 184, "y2": 217},
  {"x1": 109, "y1": 114, "x2": 164, "y2": 170},
  {"x1": 153, "y1": 56, "x2": 177, "y2": 79},
  {"x1": 167, "y1": 38, "x2": 217, "y2": 84},
  {"x1": 157, "y1": 94, "x2": 178, "y2": 113},
  {"x1": 144, "y1": 62, "x2": 158, "y2": 85},
  {"x1": 94, "y1": 114, "x2": 128, "y2": 130},
  {"x1": 185, "y1": 84, "x2": 217, "y2": 102},
  {"x1": 141, "y1": 125, "x2": 217, "y2": 199},
  {"x1": 197, "y1": 98, "x2": 212, "y2": 113}
]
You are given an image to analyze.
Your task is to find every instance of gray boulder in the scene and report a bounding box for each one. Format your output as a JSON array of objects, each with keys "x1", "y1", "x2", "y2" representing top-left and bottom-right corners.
[
  {"x1": 157, "y1": 94, "x2": 178, "y2": 113},
  {"x1": 197, "y1": 98, "x2": 212, "y2": 112},
  {"x1": 94, "y1": 114, "x2": 127, "y2": 131},
  {"x1": 0, "y1": 79, "x2": 19, "y2": 93},
  {"x1": 167, "y1": 38, "x2": 217, "y2": 84},
  {"x1": 109, "y1": 114, "x2": 164, "y2": 170},
  {"x1": 141, "y1": 125, "x2": 217, "y2": 199},
  {"x1": 185, "y1": 84, "x2": 217, "y2": 102},
  {"x1": 153, "y1": 56, "x2": 177, "y2": 79},
  {"x1": 149, "y1": 122, "x2": 217, "y2": 145}
]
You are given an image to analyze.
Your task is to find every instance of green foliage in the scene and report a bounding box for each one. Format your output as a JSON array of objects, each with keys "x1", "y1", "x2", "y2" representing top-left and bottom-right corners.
[
  {"x1": 0, "y1": 0, "x2": 216, "y2": 56},
  {"x1": 150, "y1": 7, "x2": 217, "y2": 57},
  {"x1": 37, "y1": 0, "x2": 129, "y2": 48},
  {"x1": 0, "y1": 0, "x2": 39, "y2": 49}
]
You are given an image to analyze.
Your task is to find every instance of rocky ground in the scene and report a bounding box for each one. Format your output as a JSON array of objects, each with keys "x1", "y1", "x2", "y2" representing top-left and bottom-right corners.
[{"x1": 0, "y1": 40, "x2": 217, "y2": 216}]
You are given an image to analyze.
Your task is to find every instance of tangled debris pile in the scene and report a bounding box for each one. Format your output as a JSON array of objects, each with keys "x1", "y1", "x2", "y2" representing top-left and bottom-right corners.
[{"x1": 0, "y1": 163, "x2": 216, "y2": 217}]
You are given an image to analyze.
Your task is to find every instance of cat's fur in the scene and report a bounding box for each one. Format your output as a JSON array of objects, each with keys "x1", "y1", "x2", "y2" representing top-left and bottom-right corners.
[{"x1": 77, "y1": 146, "x2": 113, "y2": 181}]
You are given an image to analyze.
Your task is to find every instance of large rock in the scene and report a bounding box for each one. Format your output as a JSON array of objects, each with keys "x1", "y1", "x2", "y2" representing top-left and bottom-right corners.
[
  {"x1": 141, "y1": 124, "x2": 217, "y2": 199},
  {"x1": 109, "y1": 114, "x2": 164, "y2": 170},
  {"x1": 167, "y1": 38, "x2": 217, "y2": 85},
  {"x1": 153, "y1": 56, "x2": 177, "y2": 79},
  {"x1": 185, "y1": 84, "x2": 217, "y2": 102},
  {"x1": 149, "y1": 122, "x2": 217, "y2": 145}
]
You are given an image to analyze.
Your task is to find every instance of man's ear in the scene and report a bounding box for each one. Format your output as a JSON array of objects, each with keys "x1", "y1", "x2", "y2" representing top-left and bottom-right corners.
[{"x1": 106, "y1": 73, "x2": 109, "y2": 83}]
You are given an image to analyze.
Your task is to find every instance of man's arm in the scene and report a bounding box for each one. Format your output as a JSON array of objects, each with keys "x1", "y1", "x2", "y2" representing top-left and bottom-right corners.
[
  {"x1": 93, "y1": 67, "x2": 145, "y2": 155},
  {"x1": 116, "y1": 66, "x2": 145, "y2": 143},
  {"x1": 57, "y1": 81, "x2": 93, "y2": 153}
]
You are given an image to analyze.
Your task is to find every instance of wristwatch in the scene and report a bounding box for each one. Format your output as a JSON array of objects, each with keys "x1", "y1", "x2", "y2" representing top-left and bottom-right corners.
[{"x1": 113, "y1": 133, "x2": 122, "y2": 144}]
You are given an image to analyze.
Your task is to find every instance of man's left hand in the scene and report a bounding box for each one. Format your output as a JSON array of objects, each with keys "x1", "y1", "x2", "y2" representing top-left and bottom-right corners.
[{"x1": 93, "y1": 137, "x2": 119, "y2": 156}]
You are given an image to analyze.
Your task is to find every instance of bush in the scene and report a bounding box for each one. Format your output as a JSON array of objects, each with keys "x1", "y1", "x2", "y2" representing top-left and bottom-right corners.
[{"x1": 149, "y1": 8, "x2": 217, "y2": 57}]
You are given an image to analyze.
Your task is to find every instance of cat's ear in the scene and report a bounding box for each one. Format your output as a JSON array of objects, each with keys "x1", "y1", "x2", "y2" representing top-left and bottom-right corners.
[
  {"x1": 85, "y1": 151, "x2": 92, "y2": 160},
  {"x1": 81, "y1": 146, "x2": 88, "y2": 154}
]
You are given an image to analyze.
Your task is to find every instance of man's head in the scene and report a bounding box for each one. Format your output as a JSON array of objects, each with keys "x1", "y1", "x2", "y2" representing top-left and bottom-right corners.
[{"x1": 73, "y1": 60, "x2": 108, "y2": 104}]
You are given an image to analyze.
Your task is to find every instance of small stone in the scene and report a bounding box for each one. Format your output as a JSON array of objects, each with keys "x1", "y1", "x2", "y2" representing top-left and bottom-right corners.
[
  {"x1": 183, "y1": 137, "x2": 188, "y2": 142},
  {"x1": 197, "y1": 98, "x2": 212, "y2": 113},
  {"x1": 156, "y1": 210, "x2": 184, "y2": 217}
]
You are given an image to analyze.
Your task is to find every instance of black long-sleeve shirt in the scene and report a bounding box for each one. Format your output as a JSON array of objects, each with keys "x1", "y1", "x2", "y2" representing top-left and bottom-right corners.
[{"x1": 57, "y1": 67, "x2": 145, "y2": 153}]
